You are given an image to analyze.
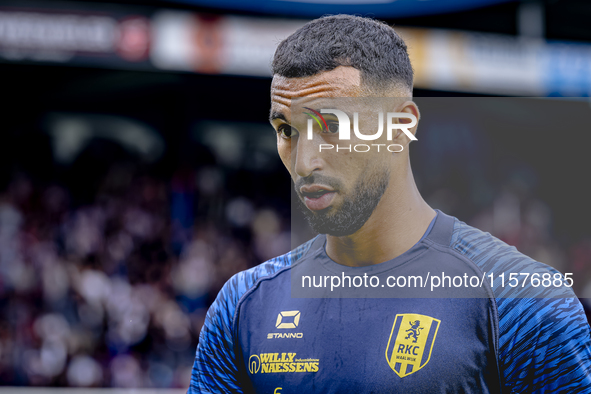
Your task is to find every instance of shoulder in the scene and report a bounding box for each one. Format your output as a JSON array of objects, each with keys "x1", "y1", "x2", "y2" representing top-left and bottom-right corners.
[
  {"x1": 447, "y1": 216, "x2": 581, "y2": 336},
  {"x1": 450, "y1": 217, "x2": 538, "y2": 272},
  {"x1": 447, "y1": 216, "x2": 591, "y2": 393},
  {"x1": 450, "y1": 217, "x2": 567, "y2": 294},
  {"x1": 211, "y1": 236, "x2": 318, "y2": 325},
  {"x1": 189, "y1": 237, "x2": 319, "y2": 393}
]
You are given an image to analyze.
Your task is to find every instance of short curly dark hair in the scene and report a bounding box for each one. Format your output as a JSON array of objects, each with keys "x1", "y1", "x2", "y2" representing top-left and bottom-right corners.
[{"x1": 272, "y1": 14, "x2": 413, "y2": 93}]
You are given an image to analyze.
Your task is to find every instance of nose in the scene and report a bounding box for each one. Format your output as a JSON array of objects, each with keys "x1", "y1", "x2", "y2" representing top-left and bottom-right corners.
[{"x1": 293, "y1": 132, "x2": 324, "y2": 178}]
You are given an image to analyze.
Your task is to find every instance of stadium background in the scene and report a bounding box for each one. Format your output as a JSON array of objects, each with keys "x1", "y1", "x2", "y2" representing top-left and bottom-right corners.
[{"x1": 1, "y1": 0, "x2": 591, "y2": 390}]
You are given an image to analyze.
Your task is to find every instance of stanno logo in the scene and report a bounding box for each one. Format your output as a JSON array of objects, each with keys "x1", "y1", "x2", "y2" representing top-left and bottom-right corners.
[
  {"x1": 276, "y1": 310, "x2": 301, "y2": 329},
  {"x1": 385, "y1": 313, "x2": 440, "y2": 378},
  {"x1": 305, "y1": 108, "x2": 417, "y2": 153},
  {"x1": 267, "y1": 311, "x2": 303, "y2": 339}
]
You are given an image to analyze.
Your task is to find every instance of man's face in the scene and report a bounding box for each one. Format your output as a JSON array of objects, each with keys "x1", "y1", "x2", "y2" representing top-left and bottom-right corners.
[{"x1": 269, "y1": 67, "x2": 394, "y2": 236}]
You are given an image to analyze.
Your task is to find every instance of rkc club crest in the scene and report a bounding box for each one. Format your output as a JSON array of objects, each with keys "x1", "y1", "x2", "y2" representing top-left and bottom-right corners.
[{"x1": 385, "y1": 313, "x2": 441, "y2": 378}]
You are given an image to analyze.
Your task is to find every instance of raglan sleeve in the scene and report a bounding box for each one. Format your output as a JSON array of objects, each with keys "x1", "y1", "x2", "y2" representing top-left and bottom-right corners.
[
  {"x1": 498, "y1": 294, "x2": 591, "y2": 393},
  {"x1": 450, "y1": 220, "x2": 591, "y2": 392},
  {"x1": 188, "y1": 274, "x2": 245, "y2": 394}
]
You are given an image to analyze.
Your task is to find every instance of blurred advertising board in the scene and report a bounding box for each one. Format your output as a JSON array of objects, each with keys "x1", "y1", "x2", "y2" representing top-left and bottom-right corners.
[
  {"x1": 150, "y1": 11, "x2": 304, "y2": 76},
  {"x1": 399, "y1": 27, "x2": 591, "y2": 96},
  {"x1": 0, "y1": 2, "x2": 153, "y2": 69},
  {"x1": 151, "y1": 11, "x2": 591, "y2": 96}
]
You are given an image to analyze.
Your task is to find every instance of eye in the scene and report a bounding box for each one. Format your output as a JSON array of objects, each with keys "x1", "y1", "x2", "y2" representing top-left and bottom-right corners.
[
  {"x1": 326, "y1": 121, "x2": 339, "y2": 134},
  {"x1": 278, "y1": 124, "x2": 298, "y2": 139}
]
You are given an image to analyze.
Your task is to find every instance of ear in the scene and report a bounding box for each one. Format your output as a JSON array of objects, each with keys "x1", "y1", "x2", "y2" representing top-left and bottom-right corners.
[{"x1": 392, "y1": 101, "x2": 420, "y2": 146}]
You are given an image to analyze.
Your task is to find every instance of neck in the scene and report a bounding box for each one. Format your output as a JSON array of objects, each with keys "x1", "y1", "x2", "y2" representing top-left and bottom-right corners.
[{"x1": 324, "y1": 167, "x2": 435, "y2": 267}]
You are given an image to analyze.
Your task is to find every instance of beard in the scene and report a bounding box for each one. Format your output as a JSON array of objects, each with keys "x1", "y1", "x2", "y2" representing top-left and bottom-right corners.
[{"x1": 295, "y1": 165, "x2": 390, "y2": 237}]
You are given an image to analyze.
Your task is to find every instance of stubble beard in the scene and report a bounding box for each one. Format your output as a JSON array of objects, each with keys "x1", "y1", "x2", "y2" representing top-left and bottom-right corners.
[{"x1": 296, "y1": 165, "x2": 391, "y2": 237}]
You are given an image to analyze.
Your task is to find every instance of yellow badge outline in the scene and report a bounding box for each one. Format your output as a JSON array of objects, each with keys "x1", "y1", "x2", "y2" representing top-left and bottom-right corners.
[{"x1": 385, "y1": 313, "x2": 441, "y2": 378}]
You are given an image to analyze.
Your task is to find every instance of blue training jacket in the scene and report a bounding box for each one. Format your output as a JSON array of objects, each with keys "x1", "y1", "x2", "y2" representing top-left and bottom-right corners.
[{"x1": 189, "y1": 210, "x2": 591, "y2": 393}]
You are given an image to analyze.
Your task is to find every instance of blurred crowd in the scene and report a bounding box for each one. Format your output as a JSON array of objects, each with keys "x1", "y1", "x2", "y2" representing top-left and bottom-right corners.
[{"x1": 0, "y1": 165, "x2": 290, "y2": 388}]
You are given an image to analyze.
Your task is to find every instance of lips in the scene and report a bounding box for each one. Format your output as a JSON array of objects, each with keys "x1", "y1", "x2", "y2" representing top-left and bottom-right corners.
[{"x1": 300, "y1": 185, "x2": 336, "y2": 211}]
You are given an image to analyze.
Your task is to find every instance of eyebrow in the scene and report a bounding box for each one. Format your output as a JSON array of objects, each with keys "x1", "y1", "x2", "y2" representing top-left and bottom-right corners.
[{"x1": 269, "y1": 111, "x2": 288, "y2": 124}]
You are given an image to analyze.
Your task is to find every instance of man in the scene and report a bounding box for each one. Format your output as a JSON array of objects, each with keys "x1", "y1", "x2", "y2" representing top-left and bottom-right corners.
[{"x1": 189, "y1": 15, "x2": 591, "y2": 393}]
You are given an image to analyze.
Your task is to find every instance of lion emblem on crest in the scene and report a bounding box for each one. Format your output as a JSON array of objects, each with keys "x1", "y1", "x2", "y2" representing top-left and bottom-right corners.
[{"x1": 404, "y1": 320, "x2": 423, "y2": 343}]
